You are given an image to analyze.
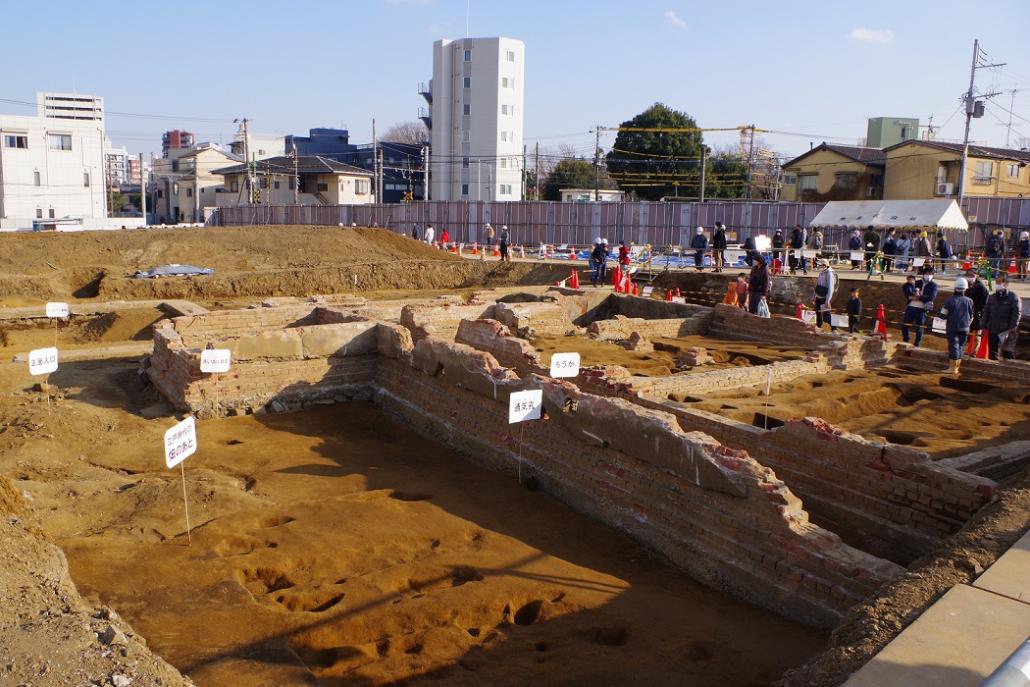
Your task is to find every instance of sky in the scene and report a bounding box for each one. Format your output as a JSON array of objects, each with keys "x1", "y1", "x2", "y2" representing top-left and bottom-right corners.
[{"x1": 3, "y1": 0, "x2": 1029, "y2": 161}]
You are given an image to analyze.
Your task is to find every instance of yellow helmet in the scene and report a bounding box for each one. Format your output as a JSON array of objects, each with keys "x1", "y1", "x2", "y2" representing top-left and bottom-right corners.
[{"x1": 919, "y1": 230, "x2": 928, "y2": 238}]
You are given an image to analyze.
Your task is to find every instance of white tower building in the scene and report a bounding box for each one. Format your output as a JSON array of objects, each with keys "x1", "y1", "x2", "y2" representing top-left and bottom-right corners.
[{"x1": 424, "y1": 37, "x2": 525, "y2": 201}]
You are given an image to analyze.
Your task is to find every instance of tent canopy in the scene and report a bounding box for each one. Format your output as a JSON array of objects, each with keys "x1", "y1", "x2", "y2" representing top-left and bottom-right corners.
[{"x1": 808, "y1": 200, "x2": 969, "y2": 231}]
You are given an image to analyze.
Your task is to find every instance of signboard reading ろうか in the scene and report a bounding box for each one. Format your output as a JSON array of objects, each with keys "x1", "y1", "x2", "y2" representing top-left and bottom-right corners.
[
  {"x1": 508, "y1": 389, "x2": 543, "y2": 424},
  {"x1": 200, "y1": 349, "x2": 232, "y2": 374},
  {"x1": 549, "y1": 352, "x2": 581, "y2": 378},
  {"x1": 164, "y1": 416, "x2": 197, "y2": 469},
  {"x1": 28, "y1": 347, "x2": 59, "y2": 376}
]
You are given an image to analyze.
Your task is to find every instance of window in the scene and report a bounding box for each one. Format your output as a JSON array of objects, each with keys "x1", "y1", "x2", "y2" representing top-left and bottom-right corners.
[
  {"x1": 463, "y1": 49, "x2": 471, "y2": 61},
  {"x1": 48, "y1": 208, "x2": 55, "y2": 219},
  {"x1": 33, "y1": 171, "x2": 41, "y2": 186},
  {"x1": 462, "y1": 156, "x2": 470, "y2": 168},
  {"x1": 317, "y1": 182, "x2": 329, "y2": 192},
  {"x1": 462, "y1": 131, "x2": 471, "y2": 143},
  {"x1": 83, "y1": 172, "x2": 90, "y2": 187},
  {"x1": 502, "y1": 77, "x2": 511, "y2": 88},
  {"x1": 260, "y1": 177, "x2": 269, "y2": 188},
  {"x1": 501, "y1": 104, "x2": 513, "y2": 116},
  {"x1": 783, "y1": 175, "x2": 796, "y2": 185},
  {"x1": 157, "y1": 189, "x2": 164, "y2": 198},
  {"x1": 501, "y1": 131, "x2": 509, "y2": 142},
  {"x1": 36, "y1": 208, "x2": 42, "y2": 219},
  {"x1": 461, "y1": 183, "x2": 469, "y2": 196},
  {"x1": 186, "y1": 187, "x2": 193, "y2": 197},
  {"x1": 48, "y1": 133, "x2": 72, "y2": 151},
  {"x1": 505, "y1": 50, "x2": 516, "y2": 62},
  {"x1": 288, "y1": 177, "x2": 295, "y2": 190},
  {"x1": 355, "y1": 179, "x2": 369, "y2": 194},
  {"x1": 500, "y1": 184, "x2": 512, "y2": 195},
  {"x1": 797, "y1": 175, "x2": 817, "y2": 192},
  {"x1": 973, "y1": 161, "x2": 993, "y2": 183},
  {"x1": 463, "y1": 104, "x2": 471, "y2": 115},
  {"x1": 463, "y1": 76, "x2": 471, "y2": 88},
  {"x1": 834, "y1": 173, "x2": 857, "y2": 190},
  {"x1": 899, "y1": 126, "x2": 908, "y2": 139},
  {"x1": 500, "y1": 158, "x2": 508, "y2": 169},
  {"x1": 274, "y1": 180, "x2": 281, "y2": 189},
  {"x1": 1006, "y1": 163, "x2": 1020, "y2": 179},
  {"x1": 4, "y1": 134, "x2": 28, "y2": 149}
]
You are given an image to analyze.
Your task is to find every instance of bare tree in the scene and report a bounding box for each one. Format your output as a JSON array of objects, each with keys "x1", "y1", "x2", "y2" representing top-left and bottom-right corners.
[{"x1": 381, "y1": 121, "x2": 429, "y2": 145}]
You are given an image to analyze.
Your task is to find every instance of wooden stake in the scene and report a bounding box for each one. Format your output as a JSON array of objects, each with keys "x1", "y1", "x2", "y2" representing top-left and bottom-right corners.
[{"x1": 180, "y1": 462, "x2": 192, "y2": 545}]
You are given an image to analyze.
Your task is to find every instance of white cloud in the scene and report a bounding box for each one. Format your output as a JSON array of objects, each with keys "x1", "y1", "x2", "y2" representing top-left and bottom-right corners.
[
  {"x1": 663, "y1": 10, "x2": 687, "y2": 30},
  {"x1": 849, "y1": 28, "x2": 894, "y2": 44}
]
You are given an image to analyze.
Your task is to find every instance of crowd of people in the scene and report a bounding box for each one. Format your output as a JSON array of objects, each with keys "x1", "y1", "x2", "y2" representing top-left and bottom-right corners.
[{"x1": 409, "y1": 222, "x2": 514, "y2": 262}]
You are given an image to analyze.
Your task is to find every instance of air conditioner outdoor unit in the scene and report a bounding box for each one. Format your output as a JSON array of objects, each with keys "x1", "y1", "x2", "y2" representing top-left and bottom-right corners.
[{"x1": 936, "y1": 182, "x2": 954, "y2": 196}]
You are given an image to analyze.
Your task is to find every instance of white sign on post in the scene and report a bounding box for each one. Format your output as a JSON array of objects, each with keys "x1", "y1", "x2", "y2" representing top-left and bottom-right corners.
[
  {"x1": 28, "y1": 347, "x2": 59, "y2": 376},
  {"x1": 200, "y1": 349, "x2": 232, "y2": 374},
  {"x1": 931, "y1": 317, "x2": 947, "y2": 334},
  {"x1": 849, "y1": 251, "x2": 864, "y2": 261},
  {"x1": 45, "y1": 302, "x2": 69, "y2": 318},
  {"x1": 830, "y1": 314, "x2": 849, "y2": 328},
  {"x1": 164, "y1": 416, "x2": 197, "y2": 469},
  {"x1": 671, "y1": 296, "x2": 686, "y2": 304},
  {"x1": 911, "y1": 257, "x2": 926, "y2": 268},
  {"x1": 508, "y1": 389, "x2": 543, "y2": 424},
  {"x1": 642, "y1": 286, "x2": 654, "y2": 297},
  {"x1": 549, "y1": 352, "x2": 581, "y2": 378}
]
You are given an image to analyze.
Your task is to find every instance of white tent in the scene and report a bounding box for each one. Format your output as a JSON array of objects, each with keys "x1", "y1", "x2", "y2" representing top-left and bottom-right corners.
[{"x1": 808, "y1": 200, "x2": 969, "y2": 231}]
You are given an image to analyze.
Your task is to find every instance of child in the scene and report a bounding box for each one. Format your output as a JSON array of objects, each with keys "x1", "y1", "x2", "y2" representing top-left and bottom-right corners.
[
  {"x1": 734, "y1": 273, "x2": 749, "y2": 309},
  {"x1": 846, "y1": 287, "x2": 863, "y2": 334}
]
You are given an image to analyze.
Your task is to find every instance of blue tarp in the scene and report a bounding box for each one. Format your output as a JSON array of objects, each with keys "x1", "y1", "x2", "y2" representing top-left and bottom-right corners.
[{"x1": 133, "y1": 264, "x2": 214, "y2": 279}]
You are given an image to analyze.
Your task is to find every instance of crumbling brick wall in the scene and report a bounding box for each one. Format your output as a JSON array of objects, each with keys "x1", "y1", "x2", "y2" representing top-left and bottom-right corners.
[
  {"x1": 454, "y1": 319, "x2": 543, "y2": 373},
  {"x1": 373, "y1": 336, "x2": 903, "y2": 627},
  {"x1": 399, "y1": 299, "x2": 496, "y2": 341},
  {"x1": 587, "y1": 314, "x2": 710, "y2": 341}
]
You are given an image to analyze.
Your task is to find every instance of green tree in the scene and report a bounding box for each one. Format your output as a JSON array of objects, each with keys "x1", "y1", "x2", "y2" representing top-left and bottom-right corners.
[
  {"x1": 542, "y1": 158, "x2": 614, "y2": 201},
  {"x1": 605, "y1": 102, "x2": 704, "y2": 200}
]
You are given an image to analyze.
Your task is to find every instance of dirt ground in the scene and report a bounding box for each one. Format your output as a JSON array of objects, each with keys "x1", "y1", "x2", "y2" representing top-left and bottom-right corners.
[
  {"x1": 531, "y1": 333, "x2": 808, "y2": 377},
  {"x1": 676, "y1": 366, "x2": 1030, "y2": 457},
  {"x1": 0, "y1": 307, "x2": 166, "y2": 355},
  {"x1": 0, "y1": 358, "x2": 825, "y2": 687}
]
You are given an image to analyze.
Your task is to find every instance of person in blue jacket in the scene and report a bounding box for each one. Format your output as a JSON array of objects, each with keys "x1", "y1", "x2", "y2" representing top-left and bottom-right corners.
[
  {"x1": 901, "y1": 264, "x2": 939, "y2": 347},
  {"x1": 939, "y1": 276, "x2": 974, "y2": 374}
]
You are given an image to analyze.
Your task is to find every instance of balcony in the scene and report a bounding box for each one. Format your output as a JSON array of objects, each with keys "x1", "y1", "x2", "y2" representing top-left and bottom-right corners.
[
  {"x1": 418, "y1": 81, "x2": 432, "y2": 105},
  {"x1": 971, "y1": 176, "x2": 995, "y2": 186},
  {"x1": 418, "y1": 106, "x2": 432, "y2": 131}
]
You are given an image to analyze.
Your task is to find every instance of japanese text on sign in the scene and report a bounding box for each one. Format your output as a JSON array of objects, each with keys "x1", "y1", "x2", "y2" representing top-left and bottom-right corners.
[
  {"x1": 508, "y1": 389, "x2": 543, "y2": 424},
  {"x1": 28, "y1": 347, "x2": 59, "y2": 376},
  {"x1": 164, "y1": 416, "x2": 197, "y2": 469},
  {"x1": 549, "y1": 352, "x2": 581, "y2": 378},
  {"x1": 45, "y1": 302, "x2": 69, "y2": 318},
  {"x1": 200, "y1": 349, "x2": 232, "y2": 374}
]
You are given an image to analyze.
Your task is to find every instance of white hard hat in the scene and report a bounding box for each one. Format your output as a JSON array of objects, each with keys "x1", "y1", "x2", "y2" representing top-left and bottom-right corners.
[
  {"x1": 595, "y1": 236, "x2": 602, "y2": 244},
  {"x1": 954, "y1": 277, "x2": 969, "y2": 291},
  {"x1": 696, "y1": 226, "x2": 704, "y2": 234},
  {"x1": 601, "y1": 238, "x2": 608, "y2": 244}
]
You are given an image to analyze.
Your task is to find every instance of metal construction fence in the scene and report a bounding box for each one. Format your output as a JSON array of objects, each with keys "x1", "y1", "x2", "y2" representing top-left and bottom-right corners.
[{"x1": 213, "y1": 197, "x2": 1030, "y2": 254}]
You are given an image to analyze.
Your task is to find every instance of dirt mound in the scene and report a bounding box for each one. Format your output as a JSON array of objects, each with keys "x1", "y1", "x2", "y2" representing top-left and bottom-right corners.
[{"x1": 0, "y1": 475, "x2": 24, "y2": 515}]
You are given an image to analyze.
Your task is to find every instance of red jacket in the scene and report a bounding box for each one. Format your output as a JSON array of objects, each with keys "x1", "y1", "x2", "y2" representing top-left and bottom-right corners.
[
  {"x1": 618, "y1": 245, "x2": 630, "y2": 265},
  {"x1": 440, "y1": 230, "x2": 450, "y2": 243}
]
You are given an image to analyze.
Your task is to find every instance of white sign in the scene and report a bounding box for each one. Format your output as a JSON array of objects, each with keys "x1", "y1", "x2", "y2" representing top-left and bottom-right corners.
[
  {"x1": 911, "y1": 257, "x2": 926, "y2": 268},
  {"x1": 849, "y1": 251, "x2": 864, "y2": 261},
  {"x1": 830, "y1": 314, "x2": 849, "y2": 328},
  {"x1": 801, "y1": 310, "x2": 817, "y2": 325},
  {"x1": 802, "y1": 249, "x2": 817, "y2": 258},
  {"x1": 200, "y1": 349, "x2": 232, "y2": 374},
  {"x1": 641, "y1": 286, "x2": 654, "y2": 297},
  {"x1": 508, "y1": 389, "x2": 543, "y2": 424},
  {"x1": 164, "y1": 416, "x2": 197, "y2": 469},
  {"x1": 931, "y1": 317, "x2": 947, "y2": 334},
  {"x1": 28, "y1": 347, "x2": 59, "y2": 376},
  {"x1": 671, "y1": 296, "x2": 686, "y2": 304},
  {"x1": 45, "y1": 302, "x2": 69, "y2": 318},
  {"x1": 549, "y1": 352, "x2": 581, "y2": 378}
]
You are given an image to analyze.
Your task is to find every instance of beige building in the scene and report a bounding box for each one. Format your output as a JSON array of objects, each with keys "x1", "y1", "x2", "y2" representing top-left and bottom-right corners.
[
  {"x1": 780, "y1": 143, "x2": 885, "y2": 202},
  {"x1": 212, "y1": 155, "x2": 374, "y2": 207},
  {"x1": 151, "y1": 143, "x2": 240, "y2": 223},
  {"x1": 883, "y1": 140, "x2": 1030, "y2": 199}
]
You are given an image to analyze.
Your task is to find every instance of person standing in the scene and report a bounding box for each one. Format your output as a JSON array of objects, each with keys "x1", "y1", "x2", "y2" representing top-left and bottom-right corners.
[
  {"x1": 882, "y1": 229, "x2": 898, "y2": 273},
  {"x1": 691, "y1": 226, "x2": 708, "y2": 271},
  {"x1": 712, "y1": 222, "x2": 728, "y2": 273},
  {"x1": 939, "y1": 277, "x2": 974, "y2": 374},
  {"x1": 813, "y1": 259, "x2": 837, "y2": 329},
  {"x1": 589, "y1": 238, "x2": 607, "y2": 286},
  {"x1": 896, "y1": 232, "x2": 911, "y2": 272},
  {"x1": 424, "y1": 225, "x2": 435, "y2": 245},
  {"x1": 901, "y1": 266, "x2": 939, "y2": 347},
  {"x1": 914, "y1": 231, "x2": 932, "y2": 263},
  {"x1": 982, "y1": 273, "x2": 1022, "y2": 360},
  {"x1": 411, "y1": 223, "x2": 422, "y2": 241},
  {"x1": 771, "y1": 229, "x2": 785, "y2": 270},
  {"x1": 985, "y1": 229, "x2": 1006, "y2": 276},
  {"x1": 618, "y1": 240, "x2": 631, "y2": 268},
  {"x1": 439, "y1": 228, "x2": 450, "y2": 248},
  {"x1": 965, "y1": 268, "x2": 989, "y2": 356},
  {"x1": 846, "y1": 287, "x2": 862, "y2": 333},
  {"x1": 484, "y1": 223, "x2": 496, "y2": 252},
  {"x1": 747, "y1": 255, "x2": 772, "y2": 315},
  {"x1": 788, "y1": 225, "x2": 806, "y2": 274},
  {"x1": 735, "y1": 273, "x2": 750, "y2": 309},
  {"x1": 810, "y1": 228, "x2": 824, "y2": 259},
  {"x1": 863, "y1": 225, "x2": 881, "y2": 272},
  {"x1": 743, "y1": 234, "x2": 757, "y2": 267},
  {"x1": 499, "y1": 225, "x2": 511, "y2": 262},
  {"x1": 848, "y1": 229, "x2": 863, "y2": 269},
  {"x1": 936, "y1": 232, "x2": 952, "y2": 273},
  {"x1": 1017, "y1": 231, "x2": 1030, "y2": 280}
]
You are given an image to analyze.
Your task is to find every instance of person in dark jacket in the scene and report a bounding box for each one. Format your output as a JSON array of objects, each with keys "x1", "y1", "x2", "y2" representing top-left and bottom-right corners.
[
  {"x1": 771, "y1": 229, "x2": 785, "y2": 268},
  {"x1": 712, "y1": 222, "x2": 728, "y2": 272},
  {"x1": 882, "y1": 229, "x2": 898, "y2": 273},
  {"x1": 411, "y1": 223, "x2": 422, "y2": 241},
  {"x1": 985, "y1": 229, "x2": 1007, "y2": 276},
  {"x1": 845, "y1": 288, "x2": 862, "y2": 333},
  {"x1": 691, "y1": 226, "x2": 708, "y2": 271},
  {"x1": 901, "y1": 265, "x2": 939, "y2": 347},
  {"x1": 589, "y1": 238, "x2": 608, "y2": 286},
  {"x1": 1017, "y1": 230, "x2": 1030, "y2": 280},
  {"x1": 743, "y1": 235, "x2": 757, "y2": 267},
  {"x1": 848, "y1": 230, "x2": 863, "y2": 269},
  {"x1": 788, "y1": 225, "x2": 806, "y2": 275},
  {"x1": 863, "y1": 226, "x2": 880, "y2": 271},
  {"x1": 964, "y1": 269, "x2": 990, "y2": 355},
  {"x1": 940, "y1": 277, "x2": 975, "y2": 374},
  {"x1": 982, "y1": 273, "x2": 1022, "y2": 360},
  {"x1": 936, "y1": 233, "x2": 952, "y2": 273},
  {"x1": 747, "y1": 255, "x2": 772, "y2": 315}
]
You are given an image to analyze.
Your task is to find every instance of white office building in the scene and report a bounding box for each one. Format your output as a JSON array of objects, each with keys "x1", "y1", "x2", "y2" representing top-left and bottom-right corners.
[
  {"x1": 0, "y1": 92, "x2": 110, "y2": 230},
  {"x1": 424, "y1": 37, "x2": 525, "y2": 201},
  {"x1": 104, "y1": 138, "x2": 130, "y2": 186}
]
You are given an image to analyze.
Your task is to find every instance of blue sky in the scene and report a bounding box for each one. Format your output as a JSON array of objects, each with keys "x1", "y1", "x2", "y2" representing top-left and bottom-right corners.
[{"x1": 4, "y1": 0, "x2": 1029, "y2": 159}]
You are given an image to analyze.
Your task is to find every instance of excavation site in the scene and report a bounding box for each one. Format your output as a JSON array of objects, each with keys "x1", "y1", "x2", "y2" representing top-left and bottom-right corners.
[{"x1": 1, "y1": 226, "x2": 1029, "y2": 687}]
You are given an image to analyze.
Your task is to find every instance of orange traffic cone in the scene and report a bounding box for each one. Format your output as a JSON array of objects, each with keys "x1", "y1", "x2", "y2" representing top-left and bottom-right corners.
[
  {"x1": 632, "y1": 283, "x2": 639, "y2": 296},
  {"x1": 1009, "y1": 260, "x2": 1018, "y2": 274},
  {"x1": 674, "y1": 287, "x2": 681, "y2": 297},
  {"x1": 612, "y1": 265, "x2": 622, "y2": 292},
  {"x1": 470, "y1": 242, "x2": 479, "y2": 255},
  {"x1": 976, "y1": 334, "x2": 990, "y2": 359},
  {"x1": 966, "y1": 331, "x2": 978, "y2": 356},
  {"x1": 875, "y1": 304, "x2": 889, "y2": 341},
  {"x1": 665, "y1": 289, "x2": 673, "y2": 302},
  {"x1": 795, "y1": 303, "x2": 804, "y2": 320},
  {"x1": 569, "y1": 270, "x2": 580, "y2": 289}
]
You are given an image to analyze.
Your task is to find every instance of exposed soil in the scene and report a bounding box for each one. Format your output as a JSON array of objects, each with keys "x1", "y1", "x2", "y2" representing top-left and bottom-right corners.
[
  {"x1": 678, "y1": 367, "x2": 1030, "y2": 457},
  {"x1": 0, "y1": 358, "x2": 825, "y2": 687},
  {"x1": 531, "y1": 333, "x2": 807, "y2": 377},
  {"x1": 0, "y1": 307, "x2": 166, "y2": 355}
]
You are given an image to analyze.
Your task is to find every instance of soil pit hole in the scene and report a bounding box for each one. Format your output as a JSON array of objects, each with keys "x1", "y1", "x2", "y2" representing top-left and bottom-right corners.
[
  {"x1": 241, "y1": 567, "x2": 294, "y2": 595},
  {"x1": 513, "y1": 600, "x2": 545, "y2": 626},
  {"x1": 389, "y1": 491, "x2": 433, "y2": 502}
]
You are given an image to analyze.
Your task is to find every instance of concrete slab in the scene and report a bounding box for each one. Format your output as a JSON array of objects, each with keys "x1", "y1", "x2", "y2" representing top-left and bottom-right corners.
[
  {"x1": 974, "y1": 530, "x2": 1030, "y2": 604},
  {"x1": 843, "y1": 584, "x2": 1030, "y2": 687}
]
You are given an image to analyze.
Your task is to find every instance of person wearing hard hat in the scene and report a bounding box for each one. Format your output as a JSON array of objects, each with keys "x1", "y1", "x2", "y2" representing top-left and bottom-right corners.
[
  {"x1": 939, "y1": 276, "x2": 975, "y2": 374},
  {"x1": 499, "y1": 225, "x2": 511, "y2": 262},
  {"x1": 590, "y1": 238, "x2": 608, "y2": 286},
  {"x1": 690, "y1": 226, "x2": 708, "y2": 271}
]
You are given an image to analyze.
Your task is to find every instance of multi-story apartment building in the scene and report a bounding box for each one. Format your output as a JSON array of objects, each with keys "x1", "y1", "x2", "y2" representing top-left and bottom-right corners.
[
  {"x1": 162, "y1": 130, "x2": 194, "y2": 158},
  {"x1": 422, "y1": 37, "x2": 525, "y2": 201},
  {"x1": 0, "y1": 92, "x2": 108, "y2": 230},
  {"x1": 104, "y1": 139, "x2": 130, "y2": 186}
]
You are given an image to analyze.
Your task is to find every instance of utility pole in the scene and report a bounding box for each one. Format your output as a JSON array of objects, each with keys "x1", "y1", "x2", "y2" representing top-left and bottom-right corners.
[
  {"x1": 699, "y1": 146, "x2": 707, "y2": 203},
  {"x1": 292, "y1": 143, "x2": 299, "y2": 204},
  {"x1": 593, "y1": 126, "x2": 601, "y2": 201},
  {"x1": 1004, "y1": 89, "x2": 1018, "y2": 147},
  {"x1": 371, "y1": 118, "x2": 377, "y2": 202},
  {"x1": 958, "y1": 39, "x2": 1005, "y2": 202},
  {"x1": 522, "y1": 144, "x2": 527, "y2": 199},
  {"x1": 534, "y1": 142, "x2": 540, "y2": 200},
  {"x1": 422, "y1": 144, "x2": 429, "y2": 200},
  {"x1": 139, "y1": 153, "x2": 146, "y2": 223},
  {"x1": 377, "y1": 147, "x2": 384, "y2": 205},
  {"x1": 745, "y1": 125, "x2": 756, "y2": 200},
  {"x1": 235, "y1": 118, "x2": 251, "y2": 203}
]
